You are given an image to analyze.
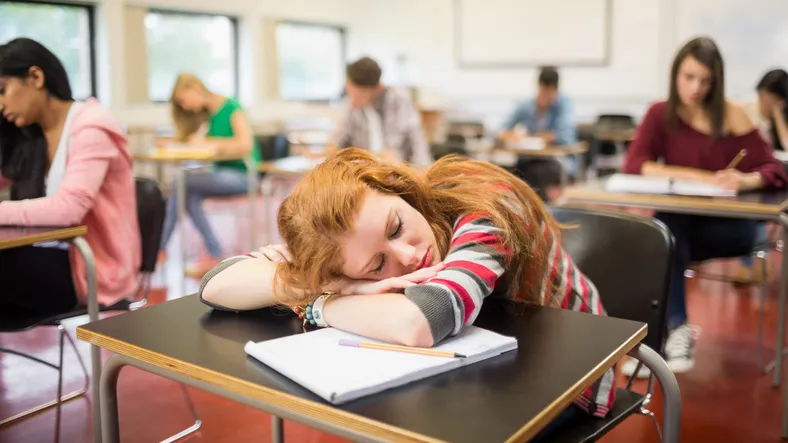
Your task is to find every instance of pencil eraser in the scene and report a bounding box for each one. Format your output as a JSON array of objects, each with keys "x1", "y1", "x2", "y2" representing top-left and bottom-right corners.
[{"x1": 338, "y1": 338, "x2": 360, "y2": 347}]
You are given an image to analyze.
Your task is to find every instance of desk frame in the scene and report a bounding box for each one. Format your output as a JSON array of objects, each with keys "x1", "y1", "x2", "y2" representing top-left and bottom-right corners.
[{"x1": 0, "y1": 228, "x2": 99, "y2": 442}]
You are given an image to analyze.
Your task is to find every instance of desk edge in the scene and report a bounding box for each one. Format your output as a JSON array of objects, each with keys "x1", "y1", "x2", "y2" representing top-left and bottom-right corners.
[
  {"x1": 0, "y1": 225, "x2": 88, "y2": 250},
  {"x1": 76, "y1": 327, "x2": 446, "y2": 443},
  {"x1": 509, "y1": 323, "x2": 648, "y2": 442},
  {"x1": 564, "y1": 190, "x2": 783, "y2": 216}
]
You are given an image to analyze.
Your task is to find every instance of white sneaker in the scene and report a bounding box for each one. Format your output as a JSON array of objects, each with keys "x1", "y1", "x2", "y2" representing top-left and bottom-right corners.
[
  {"x1": 665, "y1": 324, "x2": 701, "y2": 373},
  {"x1": 620, "y1": 357, "x2": 651, "y2": 379}
]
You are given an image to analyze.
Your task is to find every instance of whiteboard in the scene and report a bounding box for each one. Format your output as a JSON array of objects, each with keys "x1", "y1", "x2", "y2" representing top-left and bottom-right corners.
[
  {"x1": 677, "y1": 0, "x2": 788, "y2": 99},
  {"x1": 454, "y1": 0, "x2": 612, "y2": 68}
]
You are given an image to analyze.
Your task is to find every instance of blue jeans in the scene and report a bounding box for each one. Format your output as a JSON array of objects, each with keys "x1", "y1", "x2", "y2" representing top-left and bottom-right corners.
[
  {"x1": 739, "y1": 222, "x2": 769, "y2": 267},
  {"x1": 655, "y1": 213, "x2": 759, "y2": 330},
  {"x1": 160, "y1": 168, "x2": 249, "y2": 259}
]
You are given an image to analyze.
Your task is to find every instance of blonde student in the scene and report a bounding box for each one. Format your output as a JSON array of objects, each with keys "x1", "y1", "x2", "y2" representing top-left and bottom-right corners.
[
  {"x1": 199, "y1": 148, "x2": 614, "y2": 435},
  {"x1": 159, "y1": 73, "x2": 260, "y2": 277},
  {"x1": 0, "y1": 38, "x2": 140, "y2": 316}
]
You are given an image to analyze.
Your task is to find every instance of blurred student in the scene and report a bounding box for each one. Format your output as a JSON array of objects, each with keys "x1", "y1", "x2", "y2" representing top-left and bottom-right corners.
[
  {"x1": 500, "y1": 66, "x2": 576, "y2": 202},
  {"x1": 330, "y1": 56, "x2": 431, "y2": 166},
  {"x1": 0, "y1": 38, "x2": 140, "y2": 316},
  {"x1": 733, "y1": 69, "x2": 788, "y2": 283},
  {"x1": 159, "y1": 73, "x2": 260, "y2": 277},
  {"x1": 621, "y1": 37, "x2": 787, "y2": 377}
]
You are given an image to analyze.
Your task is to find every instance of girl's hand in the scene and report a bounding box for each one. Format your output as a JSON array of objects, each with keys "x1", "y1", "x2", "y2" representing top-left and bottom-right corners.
[
  {"x1": 256, "y1": 244, "x2": 292, "y2": 263},
  {"x1": 339, "y1": 263, "x2": 445, "y2": 295},
  {"x1": 773, "y1": 101, "x2": 786, "y2": 119}
]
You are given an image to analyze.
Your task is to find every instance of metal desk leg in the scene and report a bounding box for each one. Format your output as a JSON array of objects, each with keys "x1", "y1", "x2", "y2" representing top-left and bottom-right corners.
[
  {"x1": 100, "y1": 354, "x2": 123, "y2": 443},
  {"x1": 177, "y1": 166, "x2": 187, "y2": 295},
  {"x1": 628, "y1": 344, "x2": 681, "y2": 443},
  {"x1": 72, "y1": 237, "x2": 100, "y2": 443},
  {"x1": 775, "y1": 213, "x2": 788, "y2": 388},
  {"x1": 272, "y1": 415, "x2": 284, "y2": 443},
  {"x1": 245, "y1": 159, "x2": 258, "y2": 251}
]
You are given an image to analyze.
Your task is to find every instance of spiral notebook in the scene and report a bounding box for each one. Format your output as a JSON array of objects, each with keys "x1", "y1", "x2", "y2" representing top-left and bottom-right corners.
[
  {"x1": 244, "y1": 326, "x2": 518, "y2": 404},
  {"x1": 605, "y1": 173, "x2": 736, "y2": 197}
]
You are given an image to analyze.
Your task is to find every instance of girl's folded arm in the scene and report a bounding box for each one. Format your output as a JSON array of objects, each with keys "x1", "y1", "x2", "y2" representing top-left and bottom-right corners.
[{"x1": 199, "y1": 255, "x2": 283, "y2": 311}]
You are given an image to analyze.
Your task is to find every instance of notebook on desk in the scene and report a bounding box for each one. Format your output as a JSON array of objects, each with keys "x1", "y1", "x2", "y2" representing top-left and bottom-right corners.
[
  {"x1": 244, "y1": 326, "x2": 518, "y2": 404},
  {"x1": 605, "y1": 173, "x2": 736, "y2": 197}
]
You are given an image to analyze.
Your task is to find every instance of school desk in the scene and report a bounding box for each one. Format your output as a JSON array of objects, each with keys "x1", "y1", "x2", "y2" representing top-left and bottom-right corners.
[
  {"x1": 77, "y1": 294, "x2": 681, "y2": 443},
  {"x1": 560, "y1": 179, "x2": 788, "y2": 436},
  {"x1": 133, "y1": 148, "x2": 258, "y2": 292},
  {"x1": 0, "y1": 225, "x2": 101, "y2": 441},
  {"x1": 478, "y1": 141, "x2": 589, "y2": 183}
]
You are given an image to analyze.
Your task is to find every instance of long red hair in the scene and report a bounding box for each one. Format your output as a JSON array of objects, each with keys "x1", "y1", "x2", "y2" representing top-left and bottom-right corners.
[{"x1": 274, "y1": 148, "x2": 560, "y2": 307}]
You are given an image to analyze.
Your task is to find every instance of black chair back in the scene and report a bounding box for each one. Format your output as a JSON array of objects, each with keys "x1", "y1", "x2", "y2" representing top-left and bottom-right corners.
[
  {"x1": 135, "y1": 177, "x2": 166, "y2": 274},
  {"x1": 595, "y1": 114, "x2": 635, "y2": 129},
  {"x1": 255, "y1": 134, "x2": 290, "y2": 161},
  {"x1": 550, "y1": 207, "x2": 674, "y2": 352}
]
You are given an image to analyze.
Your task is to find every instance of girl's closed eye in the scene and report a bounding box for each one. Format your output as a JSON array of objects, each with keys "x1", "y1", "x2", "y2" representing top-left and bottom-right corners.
[{"x1": 390, "y1": 213, "x2": 403, "y2": 239}]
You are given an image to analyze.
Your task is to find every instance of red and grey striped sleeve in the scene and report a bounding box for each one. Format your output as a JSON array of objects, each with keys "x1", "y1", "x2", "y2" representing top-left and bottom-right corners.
[{"x1": 404, "y1": 214, "x2": 509, "y2": 343}]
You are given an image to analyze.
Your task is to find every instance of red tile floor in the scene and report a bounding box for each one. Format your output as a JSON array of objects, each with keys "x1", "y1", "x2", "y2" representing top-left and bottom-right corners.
[{"x1": 2, "y1": 201, "x2": 788, "y2": 442}]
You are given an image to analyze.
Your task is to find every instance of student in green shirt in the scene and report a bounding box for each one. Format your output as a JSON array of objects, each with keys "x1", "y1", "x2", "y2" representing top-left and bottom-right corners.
[{"x1": 160, "y1": 73, "x2": 260, "y2": 276}]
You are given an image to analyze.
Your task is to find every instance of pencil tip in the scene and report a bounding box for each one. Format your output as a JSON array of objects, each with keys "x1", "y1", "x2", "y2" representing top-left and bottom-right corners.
[{"x1": 456, "y1": 353, "x2": 467, "y2": 358}]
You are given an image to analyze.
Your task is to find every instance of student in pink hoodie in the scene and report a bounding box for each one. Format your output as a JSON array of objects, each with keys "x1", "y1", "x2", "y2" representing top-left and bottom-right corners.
[{"x1": 0, "y1": 38, "x2": 141, "y2": 317}]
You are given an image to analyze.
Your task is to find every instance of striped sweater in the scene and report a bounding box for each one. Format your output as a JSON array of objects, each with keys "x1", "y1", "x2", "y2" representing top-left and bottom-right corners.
[
  {"x1": 404, "y1": 212, "x2": 614, "y2": 418},
  {"x1": 199, "y1": 214, "x2": 613, "y2": 418}
]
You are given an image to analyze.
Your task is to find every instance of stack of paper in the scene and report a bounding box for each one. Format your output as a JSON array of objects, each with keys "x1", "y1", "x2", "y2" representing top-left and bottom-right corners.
[
  {"x1": 245, "y1": 326, "x2": 518, "y2": 404},
  {"x1": 605, "y1": 173, "x2": 736, "y2": 197}
]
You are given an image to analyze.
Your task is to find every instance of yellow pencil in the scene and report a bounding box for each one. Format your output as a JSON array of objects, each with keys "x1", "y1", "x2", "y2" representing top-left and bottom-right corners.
[
  {"x1": 726, "y1": 149, "x2": 747, "y2": 169},
  {"x1": 338, "y1": 339, "x2": 466, "y2": 358}
]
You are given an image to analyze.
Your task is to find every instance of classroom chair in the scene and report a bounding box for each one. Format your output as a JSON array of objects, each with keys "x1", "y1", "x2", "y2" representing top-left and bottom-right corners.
[
  {"x1": 0, "y1": 178, "x2": 201, "y2": 441},
  {"x1": 592, "y1": 114, "x2": 635, "y2": 176},
  {"x1": 545, "y1": 206, "x2": 676, "y2": 442}
]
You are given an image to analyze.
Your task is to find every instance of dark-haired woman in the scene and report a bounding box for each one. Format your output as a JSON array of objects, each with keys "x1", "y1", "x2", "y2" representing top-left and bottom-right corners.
[
  {"x1": 0, "y1": 38, "x2": 140, "y2": 317},
  {"x1": 756, "y1": 69, "x2": 788, "y2": 151},
  {"x1": 621, "y1": 37, "x2": 788, "y2": 377}
]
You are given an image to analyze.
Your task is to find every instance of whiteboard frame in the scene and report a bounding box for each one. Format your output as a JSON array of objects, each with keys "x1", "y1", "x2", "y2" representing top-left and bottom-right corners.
[{"x1": 453, "y1": 0, "x2": 614, "y2": 69}]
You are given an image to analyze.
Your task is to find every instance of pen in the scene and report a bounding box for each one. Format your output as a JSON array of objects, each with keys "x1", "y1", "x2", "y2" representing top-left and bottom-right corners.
[
  {"x1": 338, "y1": 339, "x2": 467, "y2": 358},
  {"x1": 725, "y1": 149, "x2": 747, "y2": 169}
]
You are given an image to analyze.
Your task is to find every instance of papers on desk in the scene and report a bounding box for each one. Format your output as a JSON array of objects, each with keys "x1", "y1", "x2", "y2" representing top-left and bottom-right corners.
[
  {"x1": 606, "y1": 173, "x2": 736, "y2": 197},
  {"x1": 244, "y1": 326, "x2": 517, "y2": 405},
  {"x1": 149, "y1": 143, "x2": 218, "y2": 160},
  {"x1": 270, "y1": 156, "x2": 324, "y2": 173},
  {"x1": 774, "y1": 151, "x2": 788, "y2": 163}
]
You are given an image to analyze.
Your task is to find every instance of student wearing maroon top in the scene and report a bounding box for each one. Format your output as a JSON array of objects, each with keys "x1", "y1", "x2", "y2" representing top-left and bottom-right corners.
[{"x1": 621, "y1": 37, "x2": 788, "y2": 378}]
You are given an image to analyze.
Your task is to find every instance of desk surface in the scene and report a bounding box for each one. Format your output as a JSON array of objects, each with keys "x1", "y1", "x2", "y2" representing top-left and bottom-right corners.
[
  {"x1": 489, "y1": 141, "x2": 589, "y2": 158},
  {"x1": 133, "y1": 148, "x2": 248, "y2": 163},
  {"x1": 77, "y1": 295, "x2": 645, "y2": 443},
  {"x1": 258, "y1": 156, "x2": 326, "y2": 175},
  {"x1": 565, "y1": 179, "x2": 788, "y2": 217},
  {"x1": 0, "y1": 225, "x2": 87, "y2": 250}
]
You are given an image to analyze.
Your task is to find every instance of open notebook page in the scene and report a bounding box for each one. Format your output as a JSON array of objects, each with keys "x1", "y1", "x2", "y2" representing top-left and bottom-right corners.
[
  {"x1": 605, "y1": 173, "x2": 735, "y2": 197},
  {"x1": 245, "y1": 326, "x2": 518, "y2": 404}
]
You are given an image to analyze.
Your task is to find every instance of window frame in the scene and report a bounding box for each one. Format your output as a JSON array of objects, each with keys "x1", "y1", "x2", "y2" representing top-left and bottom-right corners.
[
  {"x1": 1, "y1": 0, "x2": 97, "y2": 99},
  {"x1": 276, "y1": 20, "x2": 348, "y2": 103},
  {"x1": 145, "y1": 8, "x2": 240, "y2": 103}
]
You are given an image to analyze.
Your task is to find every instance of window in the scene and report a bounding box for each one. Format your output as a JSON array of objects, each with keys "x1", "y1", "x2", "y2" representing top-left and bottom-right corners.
[
  {"x1": 145, "y1": 10, "x2": 238, "y2": 102},
  {"x1": 276, "y1": 22, "x2": 346, "y2": 102},
  {"x1": 0, "y1": 1, "x2": 95, "y2": 99}
]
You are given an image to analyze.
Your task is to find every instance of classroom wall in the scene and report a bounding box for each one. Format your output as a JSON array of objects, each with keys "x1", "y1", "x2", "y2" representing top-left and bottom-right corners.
[
  {"x1": 348, "y1": 0, "x2": 680, "y2": 129},
  {"x1": 81, "y1": 0, "x2": 776, "y2": 133}
]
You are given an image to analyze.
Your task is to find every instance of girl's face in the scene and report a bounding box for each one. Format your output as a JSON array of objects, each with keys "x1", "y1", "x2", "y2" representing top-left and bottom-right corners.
[
  {"x1": 0, "y1": 68, "x2": 45, "y2": 128},
  {"x1": 174, "y1": 85, "x2": 206, "y2": 112},
  {"x1": 676, "y1": 56, "x2": 713, "y2": 107},
  {"x1": 339, "y1": 189, "x2": 439, "y2": 281},
  {"x1": 758, "y1": 89, "x2": 783, "y2": 118}
]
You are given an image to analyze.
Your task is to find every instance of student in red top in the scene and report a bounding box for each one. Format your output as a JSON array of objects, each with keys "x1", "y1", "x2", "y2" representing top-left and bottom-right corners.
[
  {"x1": 621, "y1": 37, "x2": 788, "y2": 377},
  {"x1": 199, "y1": 148, "x2": 614, "y2": 435}
]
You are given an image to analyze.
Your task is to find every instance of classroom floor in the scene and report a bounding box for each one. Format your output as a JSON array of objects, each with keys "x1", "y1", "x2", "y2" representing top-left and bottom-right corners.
[{"x1": 1, "y1": 200, "x2": 787, "y2": 443}]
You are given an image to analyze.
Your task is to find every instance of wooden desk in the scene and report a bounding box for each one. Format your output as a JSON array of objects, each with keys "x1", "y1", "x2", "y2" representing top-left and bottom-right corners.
[
  {"x1": 0, "y1": 225, "x2": 101, "y2": 442},
  {"x1": 0, "y1": 225, "x2": 87, "y2": 250},
  {"x1": 594, "y1": 128, "x2": 636, "y2": 143},
  {"x1": 134, "y1": 148, "x2": 258, "y2": 290},
  {"x1": 563, "y1": 179, "x2": 788, "y2": 392},
  {"x1": 78, "y1": 295, "x2": 648, "y2": 443}
]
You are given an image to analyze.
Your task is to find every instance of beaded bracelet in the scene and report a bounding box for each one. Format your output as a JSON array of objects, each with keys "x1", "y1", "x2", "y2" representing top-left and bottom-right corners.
[{"x1": 294, "y1": 291, "x2": 336, "y2": 330}]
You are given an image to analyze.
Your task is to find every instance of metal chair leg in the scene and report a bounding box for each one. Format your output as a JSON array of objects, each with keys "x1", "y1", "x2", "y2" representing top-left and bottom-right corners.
[
  {"x1": 159, "y1": 384, "x2": 202, "y2": 443},
  {"x1": 0, "y1": 326, "x2": 89, "y2": 428},
  {"x1": 757, "y1": 251, "x2": 769, "y2": 372}
]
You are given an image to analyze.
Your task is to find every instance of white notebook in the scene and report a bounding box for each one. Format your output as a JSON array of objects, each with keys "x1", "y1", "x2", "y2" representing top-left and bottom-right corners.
[
  {"x1": 605, "y1": 173, "x2": 736, "y2": 197},
  {"x1": 244, "y1": 326, "x2": 518, "y2": 404}
]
